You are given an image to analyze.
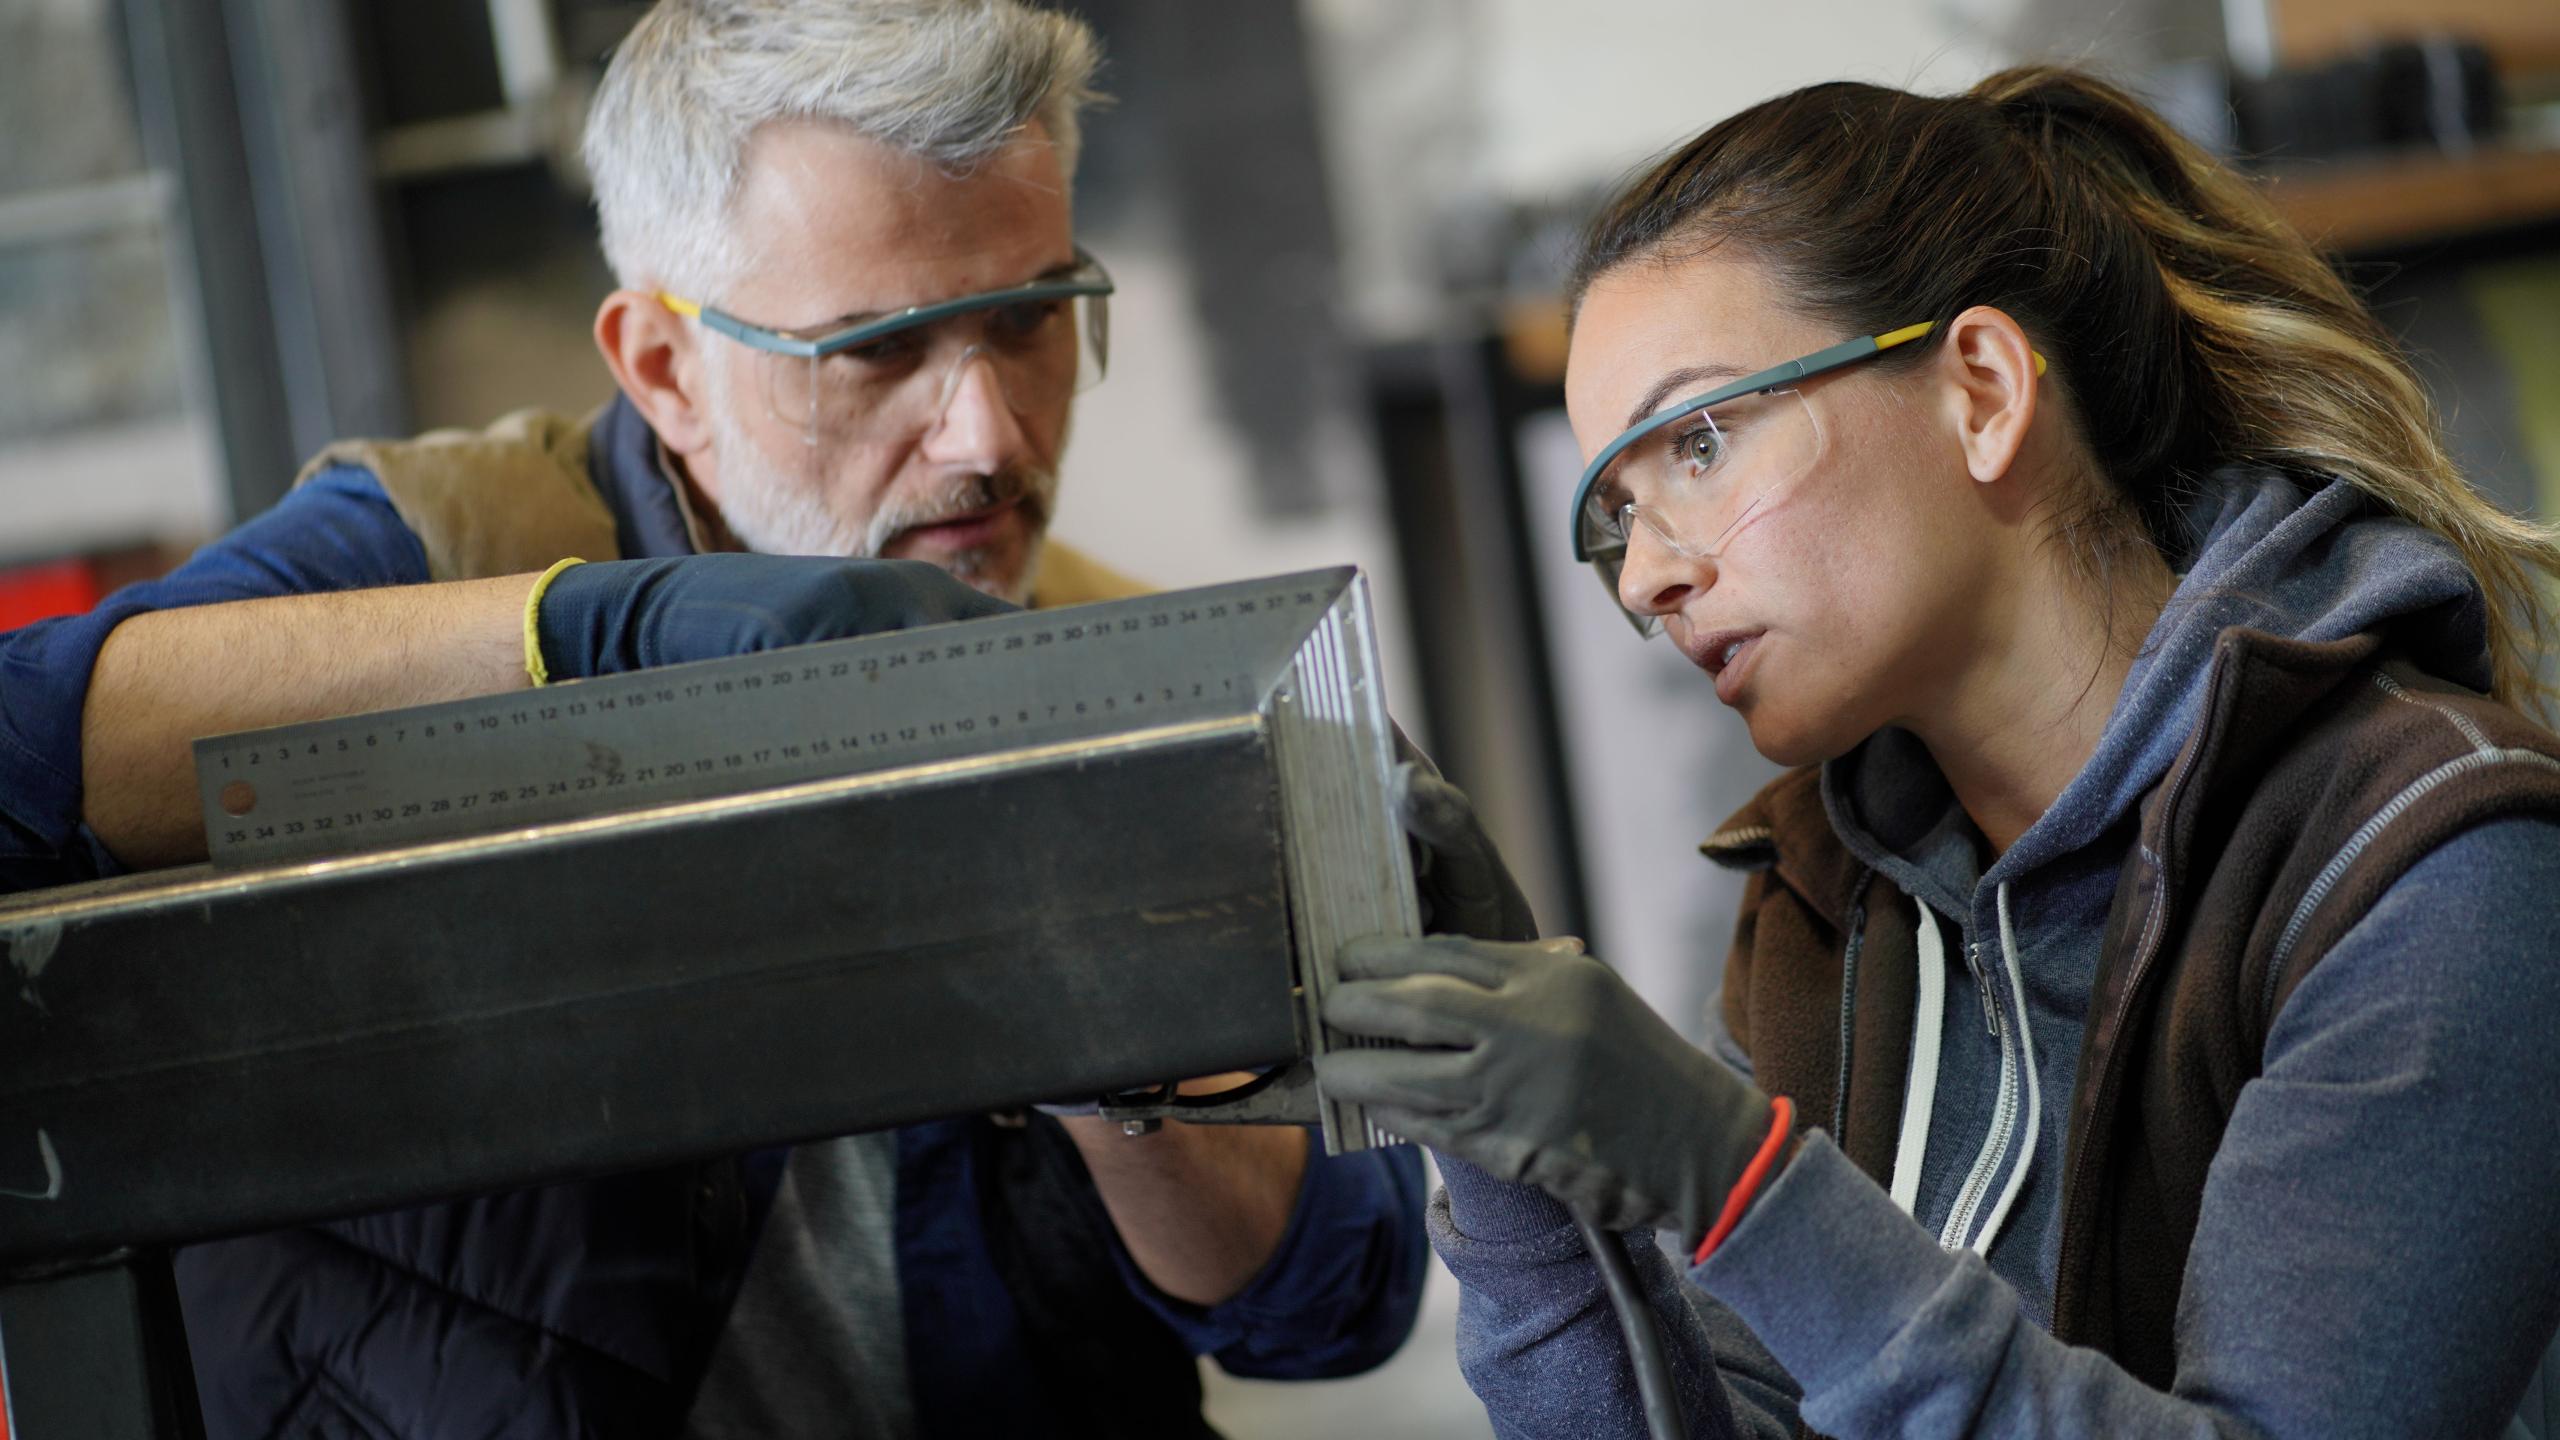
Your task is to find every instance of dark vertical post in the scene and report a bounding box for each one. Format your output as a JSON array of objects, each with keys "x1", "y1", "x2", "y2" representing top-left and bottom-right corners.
[
  {"x1": 119, "y1": 0, "x2": 298, "y2": 525},
  {"x1": 1361, "y1": 337, "x2": 1595, "y2": 945},
  {"x1": 1429, "y1": 334, "x2": 1594, "y2": 944},
  {"x1": 220, "y1": 0, "x2": 410, "y2": 469},
  {"x1": 0, "y1": 1252, "x2": 205, "y2": 1440}
]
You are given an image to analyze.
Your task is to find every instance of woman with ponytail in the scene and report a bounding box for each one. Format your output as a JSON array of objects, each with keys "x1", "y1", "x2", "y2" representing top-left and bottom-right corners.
[{"x1": 1318, "y1": 66, "x2": 2560, "y2": 1438}]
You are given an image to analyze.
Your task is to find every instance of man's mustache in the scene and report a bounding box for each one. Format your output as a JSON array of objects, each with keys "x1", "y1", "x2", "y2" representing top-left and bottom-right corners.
[{"x1": 863, "y1": 468, "x2": 1058, "y2": 554}]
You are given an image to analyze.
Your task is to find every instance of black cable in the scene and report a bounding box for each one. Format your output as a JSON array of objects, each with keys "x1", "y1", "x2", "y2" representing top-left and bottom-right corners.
[{"x1": 1572, "y1": 1205, "x2": 1686, "y2": 1440}]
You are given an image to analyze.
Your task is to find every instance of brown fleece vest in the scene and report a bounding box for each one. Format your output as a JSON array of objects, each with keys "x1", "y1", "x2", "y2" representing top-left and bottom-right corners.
[
  {"x1": 292, "y1": 405, "x2": 1148, "y2": 608},
  {"x1": 1708, "y1": 628, "x2": 2560, "y2": 1390}
]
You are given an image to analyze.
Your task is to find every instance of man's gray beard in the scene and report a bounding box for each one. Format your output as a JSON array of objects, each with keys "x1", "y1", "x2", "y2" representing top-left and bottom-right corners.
[{"x1": 706, "y1": 400, "x2": 1056, "y2": 605}]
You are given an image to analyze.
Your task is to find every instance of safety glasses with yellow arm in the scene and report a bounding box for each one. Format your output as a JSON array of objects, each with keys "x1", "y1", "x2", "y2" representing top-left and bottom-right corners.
[
  {"x1": 1569, "y1": 320, "x2": 2044, "y2": 636},
  {"x1": 658, "y1": 249, "x2": 1114, "y2": 447}
]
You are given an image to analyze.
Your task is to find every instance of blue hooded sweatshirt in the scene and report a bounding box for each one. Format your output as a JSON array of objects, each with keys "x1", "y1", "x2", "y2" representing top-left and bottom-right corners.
[{"x1": 1428, "y1": 467, "x2": 2560, "y2": 1439}]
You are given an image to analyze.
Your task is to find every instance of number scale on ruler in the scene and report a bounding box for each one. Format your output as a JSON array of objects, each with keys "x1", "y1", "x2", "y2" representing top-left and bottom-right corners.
[{"x1": 196, "y1": 568, "x2": 1358, "y2": 868}]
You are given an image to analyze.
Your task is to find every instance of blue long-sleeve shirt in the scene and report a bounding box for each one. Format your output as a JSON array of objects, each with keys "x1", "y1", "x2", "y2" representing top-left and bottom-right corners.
[
  {"x1": 0, "y1": 468, "x2": 430, "y2": 890},
  {"x1": 0, "y1": 401, "x2": 1429, "y2": 1433}
]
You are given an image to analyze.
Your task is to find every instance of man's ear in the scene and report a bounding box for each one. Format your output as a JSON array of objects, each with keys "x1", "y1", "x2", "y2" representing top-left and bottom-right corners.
[
  {"x1": 1935, "y1": 305, "x2": 2041, "y2": 486},
  {"x1": 595, "y1": 290, "x2": 715, "y2": 456}
]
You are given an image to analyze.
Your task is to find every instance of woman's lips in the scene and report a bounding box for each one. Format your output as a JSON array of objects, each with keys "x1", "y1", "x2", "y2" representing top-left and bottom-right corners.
[{"x1": 1683, "y1": 627, "x2": 1765, "y2": 704}]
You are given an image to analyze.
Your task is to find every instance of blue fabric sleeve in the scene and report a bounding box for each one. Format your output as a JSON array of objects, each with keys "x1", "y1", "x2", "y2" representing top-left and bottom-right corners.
[
  {"x1": 0, "y1": 467, "x2": 428, "y2": 892},
  {"x1": 1431, "y1": 1154, "x2": 1797, "y2": 1439},
  {"x1": 1103, "y1": 1132, "x2": 1430, "y2": 1379},
  {"x1": 1696, "y1": 815, "x2": 2560, "y2": 1439}
]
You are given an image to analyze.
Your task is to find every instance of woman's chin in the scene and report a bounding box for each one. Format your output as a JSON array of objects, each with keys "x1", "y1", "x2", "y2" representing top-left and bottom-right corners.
[{"x1": 1739, "y1": 706, "x2": 1861, "y2": 770}]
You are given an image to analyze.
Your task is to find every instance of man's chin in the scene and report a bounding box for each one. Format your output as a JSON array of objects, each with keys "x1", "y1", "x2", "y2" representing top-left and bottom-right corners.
[{"x1": 884, "y1": 521, "x2": 1043, "y2": 605}]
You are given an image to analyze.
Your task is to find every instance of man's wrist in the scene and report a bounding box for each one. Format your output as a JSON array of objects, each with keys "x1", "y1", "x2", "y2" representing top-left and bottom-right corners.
[
  {"x1": 521, "y1": 558, "x2": 587, "y2": 687},
  {"x1": 1067, "y1": 1117, "x2": 1309, "y2": 1307}
]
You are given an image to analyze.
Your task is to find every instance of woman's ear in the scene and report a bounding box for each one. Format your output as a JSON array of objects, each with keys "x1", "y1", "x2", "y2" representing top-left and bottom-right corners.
[
  {"x1": 594, "y1": 290, "x2": 716, "y2": 456},
  {"x1": 1935, "y1": 305, "x2": 2041, "y2": 486}
]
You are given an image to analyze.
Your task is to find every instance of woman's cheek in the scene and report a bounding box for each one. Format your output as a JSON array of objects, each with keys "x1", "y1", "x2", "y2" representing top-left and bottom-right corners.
[
  {"x1": 1772, "y1": 627, "x2": 1880, "y2": 762},
  {"x1": 1764, "y1": 562, "x2": 1904, "y2": 758}
]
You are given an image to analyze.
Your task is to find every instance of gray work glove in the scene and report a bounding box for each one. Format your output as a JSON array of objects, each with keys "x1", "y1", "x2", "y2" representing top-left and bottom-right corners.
[
  {"x1": 1387, "y1": 743, "x2": 1539, "y2": 942},
  {"x1": 1316, "y1": 934, "x2": 1787, "y2": 1251}
]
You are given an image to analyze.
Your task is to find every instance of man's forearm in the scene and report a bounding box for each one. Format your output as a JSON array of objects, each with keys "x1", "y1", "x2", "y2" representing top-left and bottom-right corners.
[
  {"x1": 1063, "y1": 1109, "x2": 1309, "y2": 1306},
  {"x1": 81, "y1": 576, "x2": 542, "y2": 868}
]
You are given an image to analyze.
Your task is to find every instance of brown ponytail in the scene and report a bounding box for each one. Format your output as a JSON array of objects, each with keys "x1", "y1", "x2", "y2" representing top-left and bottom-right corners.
[{"x1": 1570, "y1": 65, "x2": 2560, "y2": 714}]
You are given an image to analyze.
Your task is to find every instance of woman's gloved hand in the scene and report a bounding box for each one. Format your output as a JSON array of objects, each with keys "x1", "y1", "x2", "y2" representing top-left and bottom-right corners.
[
  {"x1": 1315, "y1": 934, "x2": 1790, "y2": 1253},
  {"x1": 1385, "y1": 745, "x2": 1540, "y2": 942},
  {"x1": 531, "y1": 554, "x2": 1015, "y2": 682}
]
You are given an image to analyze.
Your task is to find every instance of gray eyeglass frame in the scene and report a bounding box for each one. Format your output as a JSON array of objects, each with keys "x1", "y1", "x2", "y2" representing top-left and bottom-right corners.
[
  {"x1": 660, "y1": 247, "x2": 1113, "y2": 361},
  {"x1": 1567, "y1": 322, "x2": 1941, "y2": 565}
]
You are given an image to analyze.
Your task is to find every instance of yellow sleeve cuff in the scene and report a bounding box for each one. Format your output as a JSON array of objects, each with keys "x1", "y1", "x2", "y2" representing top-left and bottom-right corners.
[{"x1": 522, "y1": 557, "x2": 588, "y2": 688}]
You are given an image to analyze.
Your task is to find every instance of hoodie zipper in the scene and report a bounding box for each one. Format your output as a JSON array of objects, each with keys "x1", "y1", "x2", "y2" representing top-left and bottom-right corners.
[
  {"x1": 1968, "y1": 937, "x2": 1999, "y2": 1035},
  {"x1": 1939, "y1": 935, "x2": 2020, "y2": 1251}
]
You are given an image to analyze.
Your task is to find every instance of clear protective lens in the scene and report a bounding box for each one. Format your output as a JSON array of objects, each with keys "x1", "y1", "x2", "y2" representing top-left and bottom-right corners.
[
  {"x1": 761, "y1": 289, "x2": 1110, "y2": 447},
  {"x1": 1577, "y1": 386, "x2": 1821, "y2": 564},
  {"x1": 1584, "y1": 540, "x2": 1653, "y2": 637},
  {"x1": 1575, "y1": 386, "x2": 1822, "y2": 634}
]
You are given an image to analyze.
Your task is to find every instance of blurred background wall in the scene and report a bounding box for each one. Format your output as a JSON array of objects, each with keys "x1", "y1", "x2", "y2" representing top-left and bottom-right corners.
[{"x1": 6, "y1": 1, "x2": 2558, "y2": 1433}]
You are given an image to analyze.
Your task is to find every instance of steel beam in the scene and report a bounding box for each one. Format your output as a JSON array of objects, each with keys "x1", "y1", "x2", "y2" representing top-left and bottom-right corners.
[{"x1": 0, "y1": 720, "x2": 1298, "y2": 1270}]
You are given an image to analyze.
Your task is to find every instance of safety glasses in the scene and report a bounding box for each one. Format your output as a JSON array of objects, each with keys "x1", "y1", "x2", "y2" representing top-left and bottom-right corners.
[
  {"x1": 1570, "y1": 321, "x2": 2041, "y2": 636},
  {"x1": 659, "y1": 249, "x2": 1114, "y2": 447}
]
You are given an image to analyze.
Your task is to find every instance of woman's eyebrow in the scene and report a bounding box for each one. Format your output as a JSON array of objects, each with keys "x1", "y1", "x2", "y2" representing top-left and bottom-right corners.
[{"x1": 1627, "y1": 363, "x2": 1749, "y2": 429}]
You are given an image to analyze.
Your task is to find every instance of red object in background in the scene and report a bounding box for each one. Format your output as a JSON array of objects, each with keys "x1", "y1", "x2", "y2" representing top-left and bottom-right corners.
[{"x1": 0, "y1": 559, "x2": 104, "y2": 630}]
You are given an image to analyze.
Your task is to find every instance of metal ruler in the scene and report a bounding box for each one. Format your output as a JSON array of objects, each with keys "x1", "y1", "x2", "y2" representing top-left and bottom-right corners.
[{"x1": 196, "y1": 567, "x2": 1369, "y2": 868}]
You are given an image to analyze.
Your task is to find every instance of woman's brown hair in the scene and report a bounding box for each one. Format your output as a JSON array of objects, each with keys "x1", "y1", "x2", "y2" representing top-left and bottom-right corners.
[{"x1": 1570, "y1": 65, "x2": 2560, "y2": 713}]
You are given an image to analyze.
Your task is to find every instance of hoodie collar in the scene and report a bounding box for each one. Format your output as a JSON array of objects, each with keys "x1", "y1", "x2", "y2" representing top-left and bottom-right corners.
[
  {"x1": 586, "y1": 392, "x2": 720, "y2": 560},
  {"x1": 1822, "y1": 465, "x2": 2491, "y2": 901}
]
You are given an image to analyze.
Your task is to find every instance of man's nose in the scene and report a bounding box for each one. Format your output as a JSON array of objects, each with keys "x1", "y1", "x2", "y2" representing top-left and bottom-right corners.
[
  {"x1": 1617, "y1": 527, "x2": 1712, "y2": 623},
  {"x1": 920, "y1": 350, "x2": 1032, "y2": 470}
]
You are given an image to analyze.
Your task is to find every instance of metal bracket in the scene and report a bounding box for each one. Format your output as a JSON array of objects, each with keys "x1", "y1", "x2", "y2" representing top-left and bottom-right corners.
[{"x1": 1094, "y1": 1060, "x2": 1325, "y2": 1134}]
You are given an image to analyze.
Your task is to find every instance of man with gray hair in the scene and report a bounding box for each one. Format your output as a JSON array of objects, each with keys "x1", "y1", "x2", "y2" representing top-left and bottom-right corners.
[{"x1": 0, "y1": 2, "x2": 1428, "y2": 1434}]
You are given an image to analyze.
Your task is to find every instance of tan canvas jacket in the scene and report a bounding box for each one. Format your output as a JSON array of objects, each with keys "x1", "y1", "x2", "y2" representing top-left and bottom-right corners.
[{"x1": 295, "y1": 405, "x2": 1147, "y2": 609}]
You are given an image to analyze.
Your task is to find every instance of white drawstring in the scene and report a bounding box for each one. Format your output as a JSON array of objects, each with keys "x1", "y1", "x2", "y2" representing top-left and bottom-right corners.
[{"x1": 1888, "y1": 899, "x2": 1947, "y2": 1216}]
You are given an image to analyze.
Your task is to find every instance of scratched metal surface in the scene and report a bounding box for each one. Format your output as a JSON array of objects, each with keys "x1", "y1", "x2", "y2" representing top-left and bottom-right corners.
[
  {"x1": 0, "y1": 723, "x2": 1298, "y2": 1268},
  {"x1": 192, "y1": 567, "x2": 1374, "y2": 868},
  {"x1": 1, "y1": 568, "x2": 1420, "y2": 1268}
]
